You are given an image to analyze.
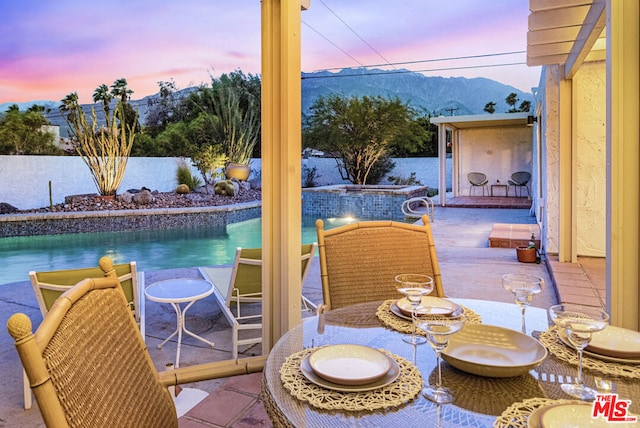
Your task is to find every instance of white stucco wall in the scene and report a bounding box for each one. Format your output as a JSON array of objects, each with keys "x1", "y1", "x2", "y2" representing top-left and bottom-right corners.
[
  {"x1": 0, "y1": 156, "x2": 450, "y2": 210},
  {"x1": 457, "y1": 126, "x2": 532, "y2": 195},
  {"x1": 541, "y1": 66, "x2": 561, "y2": 255},
  {"x1": 538, "y1": 62, "x2": 606, "y2": 257},
  {"x1": 574, "y1": 61, "x2": 606, "y2": 257}
]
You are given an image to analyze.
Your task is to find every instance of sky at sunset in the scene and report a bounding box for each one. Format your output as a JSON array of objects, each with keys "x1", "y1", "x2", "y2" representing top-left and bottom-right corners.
[{"x1": 0, "y1": 0, "x2": 540, "y2": 106}]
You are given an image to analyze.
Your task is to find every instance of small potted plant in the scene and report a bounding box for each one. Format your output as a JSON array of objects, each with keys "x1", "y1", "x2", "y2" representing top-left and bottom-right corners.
[{"x1": 516, "y1": 234, "x2": 540, "y2": 263}]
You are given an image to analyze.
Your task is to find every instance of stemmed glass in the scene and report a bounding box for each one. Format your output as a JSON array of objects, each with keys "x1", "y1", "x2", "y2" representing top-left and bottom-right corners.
[
  {"x1": 502, "y1": 274, "x2": 543, "y2": 334},
  {"x1": 413, "y1": 308, "x2": 466, "y2": 404},
  {"x1": 548, "y1": 303, "x2": 609, "y2": 400},
  {"x1": 395, "y1": 274, "x2": 434, "y2": 345}
]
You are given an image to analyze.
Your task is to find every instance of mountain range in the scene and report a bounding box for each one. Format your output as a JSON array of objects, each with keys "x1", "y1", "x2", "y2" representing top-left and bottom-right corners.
[{"x1": 1, "y1": 68, "x2": 533, "y2": 137}]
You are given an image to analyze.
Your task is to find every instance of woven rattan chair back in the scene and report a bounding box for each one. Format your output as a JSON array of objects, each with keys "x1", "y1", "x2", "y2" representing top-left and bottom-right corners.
[
  {"x1": 315, "y1": 215, "x2": 444, "y2": 311},
  {"x1": 8, "y1": 277, "x2": 177, "y2": 428}
]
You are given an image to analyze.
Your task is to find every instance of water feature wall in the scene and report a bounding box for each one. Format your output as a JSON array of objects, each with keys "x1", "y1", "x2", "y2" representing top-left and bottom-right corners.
[{"x1": 302, "y1": 185, "x2": 429, "y2": 219}]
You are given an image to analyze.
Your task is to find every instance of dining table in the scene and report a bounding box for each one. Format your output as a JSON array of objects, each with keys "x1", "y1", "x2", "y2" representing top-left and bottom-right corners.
[{"x1": 262, "y1": 298, "x2": 640, "y2": 427}]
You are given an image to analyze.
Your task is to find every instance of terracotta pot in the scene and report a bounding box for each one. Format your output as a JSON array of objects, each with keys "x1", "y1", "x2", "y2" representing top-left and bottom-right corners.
[
  {"x1": 225, "y1": 163, "x2": 251, "y2": 181},
  {"x1": 516, "y1": 247, "x2": 537, "y2": 263}
]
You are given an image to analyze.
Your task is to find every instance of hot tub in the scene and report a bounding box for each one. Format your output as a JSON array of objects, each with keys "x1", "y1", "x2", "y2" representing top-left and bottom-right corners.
[{"x1": 302, "y1": 185, "x2": 429, "y2": 219}]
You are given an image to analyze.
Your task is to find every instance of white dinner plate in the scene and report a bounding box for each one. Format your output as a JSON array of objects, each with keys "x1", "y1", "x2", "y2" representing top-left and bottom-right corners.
[
  {"x1": 308, "y1": 344, "x2": 391, "y2": 385},
  {"x1": 441, "y1": 324, "x2": 547, "y2": 377},
  {"x1": 557, "y1": 329, "x2": 640, "y2": 364},
  {"x1": 392, "y1": 297, "x2": 462, "y2": 318},
  {"x1": 300, "y1": 353, "x2": 400, "y2": 392},
  {"x1": 587, "y1": 325, "x2": 640, "y2": 359}
]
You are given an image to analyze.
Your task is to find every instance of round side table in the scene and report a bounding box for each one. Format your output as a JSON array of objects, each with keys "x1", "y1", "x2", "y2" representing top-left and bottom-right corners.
[{"x1": 145, "y1": 278, "x2": 215, "y2": 367}]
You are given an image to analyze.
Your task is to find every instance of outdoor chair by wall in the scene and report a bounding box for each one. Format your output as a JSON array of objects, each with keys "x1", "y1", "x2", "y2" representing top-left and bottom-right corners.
[
  {"x1": 206, "y1": 243, "x2": 317, "y2": 359},
  {"x1": 7, "y1": 276, "x2": 265, "y2": 428},
  {"x1": 508, "y1": 171, "x2": 531, "y2": 197},
  {"x1": 315, "y1": 215, "x2": 444, "y2": 311},
  {"x1": 22, "y1": 256, "x2": 144, "y2": 410},
  {"x1": 468, "y1": 172, "x2": 489, "y2": 196}
]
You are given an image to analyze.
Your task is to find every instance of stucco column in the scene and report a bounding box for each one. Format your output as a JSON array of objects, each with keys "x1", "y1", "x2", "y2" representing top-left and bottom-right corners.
[
  {"x1": 606, "y1": 0, "x2": 640, "y2": 329},
  {"x1": 261, "y1": 0, "x2": 303, "y2": 351},
  {"x1": 438, "y1": 123, "x2": 447, "y2": 205}
]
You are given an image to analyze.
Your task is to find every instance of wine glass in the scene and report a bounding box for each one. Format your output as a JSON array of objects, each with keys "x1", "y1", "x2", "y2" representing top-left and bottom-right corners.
[
  {"x1": 395, "y1": 274, "x2": 434, "y2": 345},
  {"x1": 502, "y1": 274, "x2": 543, "y2": 334},
  {"x1": 548, "y1": 303, "x2": 609, "y2": 400},
  {"x1": 413, "y1": 309, "x2": 466, "y2": 404}
]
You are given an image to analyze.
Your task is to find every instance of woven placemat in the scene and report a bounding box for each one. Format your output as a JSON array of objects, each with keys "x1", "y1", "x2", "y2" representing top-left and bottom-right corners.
[
  {"x1": 493, "y1": 397, "x2": 583, "y2": 427},
  {"x1": 376, "y1": 299, "x2": 482, "y2": 334},
  {"x1": 279, "y1": 347, "x2": 422, "y2": 412},
  {"x1": 539, "y1": 326, "x2": 640, "y2": 379}
]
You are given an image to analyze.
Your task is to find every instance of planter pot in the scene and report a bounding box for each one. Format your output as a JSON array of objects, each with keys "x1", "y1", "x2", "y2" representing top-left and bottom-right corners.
[
  {"x1": 516, "y1": 247, "x2": 538, "y2": 263},
  {"x1": 225, "y1": 163, "x2": 251, "y2": 181}
]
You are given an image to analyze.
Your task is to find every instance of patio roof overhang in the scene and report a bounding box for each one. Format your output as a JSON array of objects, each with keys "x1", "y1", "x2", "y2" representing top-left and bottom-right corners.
[
  {"x1": 527, "y1": 0, "x2": 606, "y2": 79},
  {"x1": 430, "y1": 112, "x2": 531, "y2": 129}
]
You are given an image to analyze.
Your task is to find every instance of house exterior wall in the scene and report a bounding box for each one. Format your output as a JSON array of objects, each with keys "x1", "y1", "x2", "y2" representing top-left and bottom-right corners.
[
  {"x1": 540, "y1": 66, "x2": 562, "y2": 255},
  {"x1": 574, "y1": 61, "x2": 606, "y2": 257},
  {"x1": 538, "y1": 62, "x2": 606, "y2": 257},
  {"x1": 458, "y1": 126, "x2": 532, "y2": 195}
]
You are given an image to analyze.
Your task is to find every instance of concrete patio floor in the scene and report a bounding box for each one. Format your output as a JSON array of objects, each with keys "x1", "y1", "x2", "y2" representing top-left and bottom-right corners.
[{"x1": 0, "y1": 207, "x2": 604, "y2": 427}]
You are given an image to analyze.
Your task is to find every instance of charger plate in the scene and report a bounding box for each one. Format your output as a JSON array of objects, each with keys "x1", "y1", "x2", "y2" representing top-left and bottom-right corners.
[
  {"x1": 377, "y1": 299, "x2": 481, "y2": 335},
  {"x1": 539, "y1": 326, "x2": 640, "y2": 378},
  {"x1": 301, "y1": 353, "x2": 399, "y2": 392},
  {"x1": 280, "y1": 347, "x2": 422, "y2": 412},
  {"x1": 308, "y1": 344, "x2": 391, "y2": 386},
  {"x1": 395, "y1": 296, "x2": 462, "y2": 317},
  {"x1": 587, "y1": 325, "x2": 640, "y2": 359},
  {"x1": 558, "y1": 329, "x2": 640, "y2": 364}
]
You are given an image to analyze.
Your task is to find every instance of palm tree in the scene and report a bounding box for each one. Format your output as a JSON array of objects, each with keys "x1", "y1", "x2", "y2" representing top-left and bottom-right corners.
[
  {"x1": 59, "y1": 92, "x2": 80, "y2": 129},
  {"x1": 93, "y1": 84, "x2": 113, "y2": 118},
  {"x1": 110, "y1": 78, "x2": 133, "y2": 103}
]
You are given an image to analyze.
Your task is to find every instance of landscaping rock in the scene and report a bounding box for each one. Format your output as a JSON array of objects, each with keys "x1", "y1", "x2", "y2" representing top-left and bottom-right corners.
[{"x1": 0, "y1": 203, "x2": 18, "y2": 214}]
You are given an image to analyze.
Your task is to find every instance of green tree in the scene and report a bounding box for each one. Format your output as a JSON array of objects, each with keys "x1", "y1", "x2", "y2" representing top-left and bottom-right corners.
[
  {"x1": 0, "y1": 108, "x2": 62, "y2": 155},
  {"x1": 110, "y1": 78, "x2": 133, "y2": 102},
  {"x1": 506, "y1": 93, "x2": 520, "y2": 113},
  {"x1": 303, "y1": 94, "x2": 415, "y2": 185},
  {"x1": 93, "y1": 84, "x2": 113, "y2": 118},
  {"x1": 484, "y1": 101, "x2": 496, "y2": 114},
  {"x1": 59, "y1": 92, "x2": 80, "y2": 129}
]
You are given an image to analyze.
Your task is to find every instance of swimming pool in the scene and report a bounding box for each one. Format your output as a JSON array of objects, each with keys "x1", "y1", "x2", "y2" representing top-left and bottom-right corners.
[{"x1": 0, "y1": 216, "x2": 376, "y2": 285}]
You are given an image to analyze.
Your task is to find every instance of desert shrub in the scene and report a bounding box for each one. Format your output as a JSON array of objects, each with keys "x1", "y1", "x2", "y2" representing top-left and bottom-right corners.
[
  {"x1": 388, "y1": 172, "x2": 422, "y2": 186},
  {"x1": 176, "y1": 158, "x2": 202, "y2": 190},
  {"x1": 302, "y1": 164, "x2": 321, "y2": 187}
]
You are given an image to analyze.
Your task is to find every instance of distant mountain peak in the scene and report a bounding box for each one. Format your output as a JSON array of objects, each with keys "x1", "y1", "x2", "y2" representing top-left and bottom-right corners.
[{"x1": 301, "y1": 68, "x2": 532, "y2": 116}]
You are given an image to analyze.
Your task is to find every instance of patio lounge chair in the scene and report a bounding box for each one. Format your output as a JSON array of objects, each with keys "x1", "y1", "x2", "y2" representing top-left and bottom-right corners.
[
  {"x1": 202, "y1": 243, "x2": 317, "y2": 359},
  {"x1": 315, "y1": 215, "x2": 444, "y2": 311},
  {"x1": 22, "y1": 256, "x2": 143, "y2": 410},
  {"x1": 468, "y1": 172, "x2": 489, "y2": 196},
  {"x1": 508, "y1": 171, "x2": 531, "y2": 197},
  {"x1": 7, "y1": 276, "x2": 265, "y2": 428}
]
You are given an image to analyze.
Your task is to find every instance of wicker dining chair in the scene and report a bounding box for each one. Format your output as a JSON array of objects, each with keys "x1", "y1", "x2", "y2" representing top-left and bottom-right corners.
[
  {"x1": 7, "y1": 276, "x2": 265, "y2": 428},
  {"x1": 22, "y1": 256, "x2": 143, "y2": 410},
  {"x1": 315, "y1": 214, "x2": 444, "y2": 311},
  {"x1": 467, "y1": 172, "x2": 489, "y2": 196}
]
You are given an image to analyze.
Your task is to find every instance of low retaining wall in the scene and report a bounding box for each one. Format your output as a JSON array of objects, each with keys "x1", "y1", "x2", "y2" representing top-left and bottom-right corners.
[
  {"x1": 0, "y1": 202, "x2": 261, "y2": 238},
  {"x1": 302, "y1": 185, "x2": 429, "y2": 219}
]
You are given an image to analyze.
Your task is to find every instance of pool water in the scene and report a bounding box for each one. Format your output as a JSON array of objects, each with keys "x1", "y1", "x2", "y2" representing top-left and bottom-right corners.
[{"x1": 0, "y1": 216, "x2": 371, "y2": 285}]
